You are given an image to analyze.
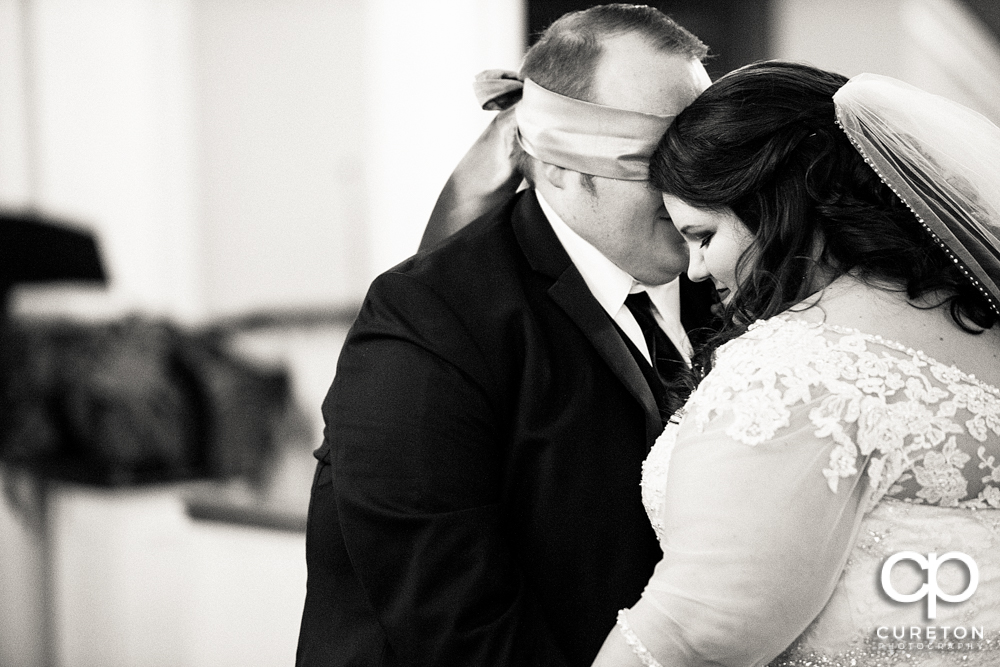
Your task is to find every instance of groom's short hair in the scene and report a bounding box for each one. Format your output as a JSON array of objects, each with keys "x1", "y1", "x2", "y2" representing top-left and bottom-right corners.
[{"x1": 513, "y1": 4, "x2": 708, "y2": 185}]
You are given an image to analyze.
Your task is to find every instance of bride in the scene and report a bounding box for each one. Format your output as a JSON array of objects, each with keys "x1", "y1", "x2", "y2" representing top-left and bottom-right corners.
[{"x1": 594, "y1": 62, "x2": 1000, "y2": 666}]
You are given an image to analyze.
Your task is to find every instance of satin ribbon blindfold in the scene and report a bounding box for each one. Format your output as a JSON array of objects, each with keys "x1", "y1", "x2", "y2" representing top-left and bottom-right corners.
[
  {"x1": 418, "y1": 71, "x2": 674, "y2": 250},
  {"x1": 474, "y1": 72, "x2": 675, "y2": 181}
]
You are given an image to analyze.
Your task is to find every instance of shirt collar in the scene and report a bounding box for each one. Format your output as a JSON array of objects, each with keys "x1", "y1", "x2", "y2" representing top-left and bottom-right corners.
[
  {"x1": 536, "y1": 191, "x2": 634, "y2": 319},
  {"x1": 536, "y1": 190, "x2": 679, "y2": 319},
  {"x1": 645, "y1": 278, "x2": 680, "y2": 322}
]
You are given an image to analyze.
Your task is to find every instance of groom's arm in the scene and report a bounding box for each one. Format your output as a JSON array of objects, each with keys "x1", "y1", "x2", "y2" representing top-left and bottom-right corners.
[{"x1": 324, "y1": 271, "x2": 568, "y2": 666}]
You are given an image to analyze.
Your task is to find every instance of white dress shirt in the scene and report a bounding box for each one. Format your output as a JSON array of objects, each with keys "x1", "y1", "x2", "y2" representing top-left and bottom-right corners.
[{"x1": 535, "y1": 191, "x2": 692, "y2": 365}]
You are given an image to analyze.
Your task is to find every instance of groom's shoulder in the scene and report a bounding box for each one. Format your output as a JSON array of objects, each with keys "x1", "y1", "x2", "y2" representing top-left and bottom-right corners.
[
  {"x1": 379, "y1": 195, "x2": 529, "y2": 296},
  {"x1": 348, "y1": 198, "x2": 533, "y2": 365}
]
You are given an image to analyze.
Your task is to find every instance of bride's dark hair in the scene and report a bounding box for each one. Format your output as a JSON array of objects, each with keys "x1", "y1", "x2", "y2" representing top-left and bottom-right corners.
[{"x1": 649, "y1": 60, "x2": 996, "y2": 376}]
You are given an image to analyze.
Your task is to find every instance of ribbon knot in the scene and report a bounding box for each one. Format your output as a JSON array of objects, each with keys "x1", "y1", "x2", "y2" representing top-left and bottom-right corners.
[{"x1": 473, "y1": 69, "x2": 524, "y2": 110}]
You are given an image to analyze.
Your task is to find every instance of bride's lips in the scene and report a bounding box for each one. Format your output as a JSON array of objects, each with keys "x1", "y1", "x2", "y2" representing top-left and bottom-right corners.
[{"x1": 715, "y1": 286, "x2": 731, "y2": 303}]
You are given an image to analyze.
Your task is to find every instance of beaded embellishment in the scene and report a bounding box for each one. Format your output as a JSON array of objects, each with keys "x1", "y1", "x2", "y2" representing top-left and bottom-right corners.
[
  {"x1": 616, "y1": 609, "x2": 664, "y2": 667},
  {"x1": 833, "y1": 115, "x2": 1000, "y2": 316}
]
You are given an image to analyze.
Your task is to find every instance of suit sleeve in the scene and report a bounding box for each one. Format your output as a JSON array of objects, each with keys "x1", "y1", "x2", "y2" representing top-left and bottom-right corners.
[{"x1": 325, "y1": 271, "x2": 568, "y2": 666}]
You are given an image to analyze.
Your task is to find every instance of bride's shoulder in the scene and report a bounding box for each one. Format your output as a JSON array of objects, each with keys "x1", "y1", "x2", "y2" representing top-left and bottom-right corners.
[
  {"x1": 713, "y1": 315, "x2": 831, "y2": 367},
  {"x1": 697, "y1": 315, "x2": 840, "y2": 401},
  {"x1": 780, "y1": 274, "x2": 1000, "y2": 389},
  {"x1": 685, "y1": 316, "x2": 848, "y2": 447}
]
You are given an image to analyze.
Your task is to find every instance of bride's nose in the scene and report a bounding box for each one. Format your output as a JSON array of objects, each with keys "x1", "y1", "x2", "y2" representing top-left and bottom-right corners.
[{"x1": 687, "y1": 247, "x2": 710, "y2": 282}]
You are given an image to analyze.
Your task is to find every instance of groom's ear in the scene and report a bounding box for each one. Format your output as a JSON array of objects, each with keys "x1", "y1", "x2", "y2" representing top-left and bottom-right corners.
[{"x1": 538, "y1": 162, "x2": 571, "y2": 190}]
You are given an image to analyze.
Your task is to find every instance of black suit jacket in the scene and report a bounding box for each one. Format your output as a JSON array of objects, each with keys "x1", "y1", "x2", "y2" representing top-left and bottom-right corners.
[{"x1": 297, "y1": 191, "x2": 717, "y2": 666}]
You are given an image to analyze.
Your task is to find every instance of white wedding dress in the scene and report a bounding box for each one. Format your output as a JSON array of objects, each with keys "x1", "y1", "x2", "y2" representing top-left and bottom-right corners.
[{"x1": 626, "y1": 310, "x2": 1000, "y2": 666}]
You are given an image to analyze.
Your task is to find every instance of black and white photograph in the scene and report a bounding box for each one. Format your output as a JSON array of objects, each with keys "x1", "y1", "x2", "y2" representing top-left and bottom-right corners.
[{"x1": 2, "y1": 1, "x2": 1000, "y2": 666}]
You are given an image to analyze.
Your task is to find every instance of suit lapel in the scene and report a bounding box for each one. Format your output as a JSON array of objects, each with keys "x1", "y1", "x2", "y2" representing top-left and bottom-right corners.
[{"x1": 512, "y1": 191, "x2": 663, "y2": 444}]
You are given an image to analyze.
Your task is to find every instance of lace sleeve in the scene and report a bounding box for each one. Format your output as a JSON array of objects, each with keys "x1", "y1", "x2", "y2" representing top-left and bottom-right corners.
[
  {"x1": 611, "y1": 315, "x2": 1000, "y2": 667},
  {"x1": 620, "y1": 318, "x2": 874, "y2": 666}
]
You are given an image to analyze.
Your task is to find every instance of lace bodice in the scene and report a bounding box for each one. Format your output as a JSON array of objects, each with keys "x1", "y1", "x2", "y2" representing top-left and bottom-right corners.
[
  {"x1": 643, "y1": 316, "x2": 1000, "y2": 544},
  {"x1": 630, "y1": 314, "x2": 1000, "y2": 667}
]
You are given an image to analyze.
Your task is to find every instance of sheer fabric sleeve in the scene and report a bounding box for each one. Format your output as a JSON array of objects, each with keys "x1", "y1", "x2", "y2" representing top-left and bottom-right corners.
[{"x1": 619, "y1": 323, "x2": 876, "y2": 667}]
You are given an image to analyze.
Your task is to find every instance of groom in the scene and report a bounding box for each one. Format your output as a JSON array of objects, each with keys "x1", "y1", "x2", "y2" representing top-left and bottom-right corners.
[{"x1": 297, "y1": 5, "x2": 718, "y2": 666}]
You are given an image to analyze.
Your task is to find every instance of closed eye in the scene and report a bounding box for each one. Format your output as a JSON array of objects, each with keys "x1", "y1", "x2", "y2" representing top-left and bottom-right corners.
[{"x1": 678, "y1": 224, "x2": 713, "y2": 248}]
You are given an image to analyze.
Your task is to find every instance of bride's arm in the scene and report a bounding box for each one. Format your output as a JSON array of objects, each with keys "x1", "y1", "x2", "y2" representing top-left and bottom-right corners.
[{"x1": 594, "y1": 370, "x2": 872, "y2": 666}]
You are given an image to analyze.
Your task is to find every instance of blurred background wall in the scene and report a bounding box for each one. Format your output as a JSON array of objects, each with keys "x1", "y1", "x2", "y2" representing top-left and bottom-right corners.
[
  {"x1": 0, "y1": 1, "x2": 997, "y2": 666},
  {"x1": 0, "y1": 0, "x2": 523, "y2": 322}
]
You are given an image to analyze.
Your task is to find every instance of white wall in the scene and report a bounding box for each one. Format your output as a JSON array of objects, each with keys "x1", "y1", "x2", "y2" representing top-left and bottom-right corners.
[
  {"x1": 19, "y1": 0, "x2": 202, "y2": 321},
  {"x1": 0, "y1": 471, "x2": 47, "y2": 667},
  {"x1": 192, "y1": 0, "x2": 371, "y2": 316},
  {"x1": 363, "y1": 0, "x2": 525, "y2": 276},
  {"x1": 772, "y1": 0, "x2": 905, "y2": 77},
  {"x1": 42, "y1": 482, "x2": 307, "y2": 667},
  {"x1": 898, "y1": 0, "x2": 1000, "y2": 125},
  {"x1": 0, "y1": 0, "x2": 31, "y2": 208},
  {"x1": 772, "y1": 0, "x2": 1000, "y2": 124},
  {"x1": 194, "y1": 0, "x2": 525, "y2": 315},
  {"x1": 0, "y1": 0, "x2": 524, "y2": 321},
  {"x1": 50, "y1": 485, "x2": 192, "y2": 667}
]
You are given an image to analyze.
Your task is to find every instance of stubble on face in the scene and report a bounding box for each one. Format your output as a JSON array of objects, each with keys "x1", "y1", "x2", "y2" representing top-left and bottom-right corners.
[
  {"x1": 565, "y1": 34, "x2": 711, "y2": 285},
  {"x1": 577, "y1": 177, "x2": 688, "y2": 285}
]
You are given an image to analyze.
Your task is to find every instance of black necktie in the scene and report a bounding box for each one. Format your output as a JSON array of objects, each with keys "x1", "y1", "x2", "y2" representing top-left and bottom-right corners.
[{"x1": 624, "y1": 292, "x2": 684, "y2": 416}]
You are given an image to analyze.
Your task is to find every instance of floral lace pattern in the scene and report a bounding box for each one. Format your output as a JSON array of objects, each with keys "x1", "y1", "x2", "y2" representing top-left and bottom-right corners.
[
  {"x1": 637, "y1": 314, "x2": 1000, "y2": 667},
  {"x1": 673, "y1": 316, "x2": 1000, "y2": 510}
]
